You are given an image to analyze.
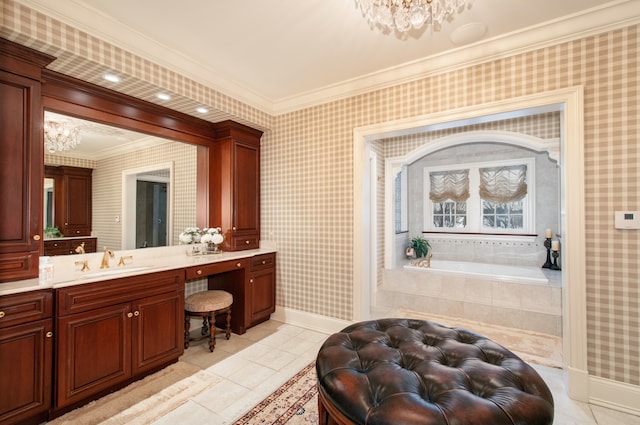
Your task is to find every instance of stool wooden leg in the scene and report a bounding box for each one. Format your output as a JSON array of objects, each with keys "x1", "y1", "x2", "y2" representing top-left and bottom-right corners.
[
  {"x1": 225, "y1": 309, "x2": 232, "y2": 340},
  {"x1": 201, "y1": 315, "x2": 209, "y2": 336},
  {"x1": 184, "y1": 313, "x2": 191, "y2": 349},
  {"x1": 208, "y1": 314, "x2": 216, "y2": 352}
]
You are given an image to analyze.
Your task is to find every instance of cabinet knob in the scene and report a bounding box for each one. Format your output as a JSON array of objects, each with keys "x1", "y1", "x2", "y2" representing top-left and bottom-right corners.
[
  {"x1": 134, "y1": 311, "x2": 140, "y2": 316},
  {"x1": 262, "y1": 260, "x2": 266, "y2": 265},
  {"x1": 250, "y1": 278, "x2": 254, "y2": 283},
  {"x1": 76, "y1": 230, "x2": 80, "y2": 234},
  {"x1": 46, "y1": 331, "x2": 53, "y2": 338},
  {"x1": 232, "y1": 226, "x2": 237, "y2": 231},
  {"x1": 33, "y1": 235, "x2": 41, "y2": 241},
  {"x1": 0, "y1": 311, "x2": 5, "y2": 319},
  {"x1": 196, "y1": 270, "x2": 202, "y2": 275},
  {"x1": 127, "y1": 312, "x2": 133, "y2": 318},
  {"x1": 245, "y1": 240, "x2": 250, "y2": 245},
  {"x1": 236, "y1": 262, "x2": 241, "y2": 268},
  {"x1": 64, "y1": 222, "x2": 68, "y2": 226}
]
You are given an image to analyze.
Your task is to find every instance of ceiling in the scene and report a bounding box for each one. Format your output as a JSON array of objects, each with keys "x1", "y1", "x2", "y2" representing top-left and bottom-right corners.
[{"x1": 24, "y1": 0, "x2": 637, "y2": 115}]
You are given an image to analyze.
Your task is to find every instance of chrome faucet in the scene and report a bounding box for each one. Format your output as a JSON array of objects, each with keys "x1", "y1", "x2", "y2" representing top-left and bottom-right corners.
[{"x1": 100, "y1": 247, "x2": 115, "y2": 269}]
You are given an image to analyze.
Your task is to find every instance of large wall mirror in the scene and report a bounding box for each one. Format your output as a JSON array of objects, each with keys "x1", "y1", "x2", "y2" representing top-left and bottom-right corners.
[
  {"x1": 41, "y1": 69, "x2": 217, "y2": 255},
  {"x1": 43, "y1": 111, "x2": 197, "y2": 252}
]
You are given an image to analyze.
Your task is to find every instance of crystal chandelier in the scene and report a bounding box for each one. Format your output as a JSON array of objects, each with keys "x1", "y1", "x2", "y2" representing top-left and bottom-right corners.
[
  {"x1": 356, "y1": 0, "x2": 468, "y2": 33},
  {"x1": 44, "y1": 121, "x2": 81, "y2": 153}
]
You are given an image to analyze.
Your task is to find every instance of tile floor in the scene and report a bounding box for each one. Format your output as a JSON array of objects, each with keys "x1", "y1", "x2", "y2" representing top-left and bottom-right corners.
[{"x1": 147, "y1": 318, "x2": 640, "y2": 425}]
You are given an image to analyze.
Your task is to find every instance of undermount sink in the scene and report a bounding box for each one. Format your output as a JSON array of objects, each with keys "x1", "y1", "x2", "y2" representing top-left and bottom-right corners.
[{"x1": 78, "y1": 266, "x2": 154, "y2": 279}]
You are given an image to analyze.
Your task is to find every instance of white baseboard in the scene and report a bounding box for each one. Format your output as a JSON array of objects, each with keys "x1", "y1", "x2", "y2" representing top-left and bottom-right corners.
[
  {"x1": 271, "y1": 306, "x2": 351, "y2": 335},
  {"x1": 589, "y1": 375, "x2": 640, "y2": 416}
]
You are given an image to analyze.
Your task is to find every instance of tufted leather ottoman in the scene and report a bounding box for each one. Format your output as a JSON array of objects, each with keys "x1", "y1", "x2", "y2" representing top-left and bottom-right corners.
[{"x1": 316, "y1": 319, "x2": 554, "y2": 425}]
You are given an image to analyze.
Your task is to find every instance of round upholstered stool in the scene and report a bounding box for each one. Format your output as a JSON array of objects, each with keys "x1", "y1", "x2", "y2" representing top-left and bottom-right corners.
[
  {"x1": 316, "y1": 318, "x2": 554, "y2": 425},
  {"x1": 184, "y1": 290, "x2": 232, "y2": 352}
]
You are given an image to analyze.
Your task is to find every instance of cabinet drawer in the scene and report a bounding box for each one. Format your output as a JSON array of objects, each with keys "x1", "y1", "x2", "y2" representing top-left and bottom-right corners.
[
  {"x1": 230, "y1": 234, "x2": 259, "y2": 251},
  {"x1": 251, "y1": 253, "x2": 275, "y2": 271},
  {"x1": 57, "y1": 269, "x2": 183, "y2": 316},
  {"x1": 44, "y1": 239, "x2": 71, "y2": 255},
  {"x1": 0, "y1": 290, "x2": 53, "y2": 329},
  {"x1": 185, "y1": 258, "x2": 248, "y2": 280}
]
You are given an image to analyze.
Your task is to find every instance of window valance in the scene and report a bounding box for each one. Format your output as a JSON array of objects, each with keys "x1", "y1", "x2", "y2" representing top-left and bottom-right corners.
[
  {"x1": 429, "y1": 169, "x2": 470, "y2": 202},
  {"x1": 479, "y1": 165, "x2": 527, "y2": 203}
]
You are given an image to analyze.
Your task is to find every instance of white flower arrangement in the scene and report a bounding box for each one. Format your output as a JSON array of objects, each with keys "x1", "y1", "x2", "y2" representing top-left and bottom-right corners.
[
  {"x1": 201, "y1": 227, "x2": 224, "y2": 245},
  {"x1": 179, "y1": 226, "x2": 202, "y2": 244}
]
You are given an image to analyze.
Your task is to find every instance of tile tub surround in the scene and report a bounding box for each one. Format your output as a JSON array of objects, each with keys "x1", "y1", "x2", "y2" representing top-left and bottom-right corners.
[{"x1": 379, "y1": 265, "x2": 562, "y2": 336}]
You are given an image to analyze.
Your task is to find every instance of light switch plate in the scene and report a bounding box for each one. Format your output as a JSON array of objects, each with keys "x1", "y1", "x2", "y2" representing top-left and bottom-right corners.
[{"x1": 615, "y1": 211, "x2": 640, "y2": 229}]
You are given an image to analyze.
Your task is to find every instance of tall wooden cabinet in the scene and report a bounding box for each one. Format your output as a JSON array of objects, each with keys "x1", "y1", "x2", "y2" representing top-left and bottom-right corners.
[
  {"x1": 211, "y1": 121, "x2": 263, "y2": 251},
  {"x1": 0, "y1": 39, "x2": 55, "y2": 282},
  {"x1": 45, "y1": 165, "x2": 93, "y2": 237}
]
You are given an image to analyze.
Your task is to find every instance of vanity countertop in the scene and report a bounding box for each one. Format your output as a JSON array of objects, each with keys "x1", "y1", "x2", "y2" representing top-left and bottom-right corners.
[{"x1": 0, "y1": 244, "x2": 277, "y2": 296}]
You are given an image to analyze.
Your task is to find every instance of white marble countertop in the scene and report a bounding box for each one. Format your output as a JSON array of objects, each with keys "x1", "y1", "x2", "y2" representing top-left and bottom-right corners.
[{"x1": 0, "y1": 243, "x2": 277, "y2": 296}]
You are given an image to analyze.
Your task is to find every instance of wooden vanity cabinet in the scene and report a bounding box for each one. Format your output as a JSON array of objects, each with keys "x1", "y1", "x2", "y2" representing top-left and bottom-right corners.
[
  {"x1": 43, "y1": 237, "x2": 97, "y2": 256},
  {"x1": 186, "y1": 253, "x2": 276, "y2": 334},
  {"x1": 0, "y1": 290, "x2": 53, "y2": 425},
  {"x1": 248, "y1": 253, "x2": 276, "y2": 327},
  {"x1": 211, "y1": 121, "x2": 263, "y2": 252},
  {"x1": 54, "y1": 269, "x2": 184, "y2": 413},
  {"x1": 0, "y1": 39, "x2": 55, "y2": 283}
]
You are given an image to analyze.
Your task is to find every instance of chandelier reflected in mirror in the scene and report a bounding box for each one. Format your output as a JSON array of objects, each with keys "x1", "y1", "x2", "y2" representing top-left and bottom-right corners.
[
  {"x1": 44, "y1": 120, "x2": 81, "y2": 153},
  {"x1": 355, "y1": 0, "x2": 469, "y2": 33}
]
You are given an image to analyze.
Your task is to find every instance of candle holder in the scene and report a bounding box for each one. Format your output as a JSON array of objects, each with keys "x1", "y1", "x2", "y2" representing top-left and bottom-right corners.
[
  {"x1": 542, "y1": 238, "x2": 553, "y2": 268},
  {"x1": 551, "y1": 250, "x2": 561, "y2": 270}
]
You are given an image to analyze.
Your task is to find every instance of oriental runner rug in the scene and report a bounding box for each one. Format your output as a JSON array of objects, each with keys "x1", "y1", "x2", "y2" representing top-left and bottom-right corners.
[{"x1": 236, "y1": 361, "x2": 319, "y2": 425}]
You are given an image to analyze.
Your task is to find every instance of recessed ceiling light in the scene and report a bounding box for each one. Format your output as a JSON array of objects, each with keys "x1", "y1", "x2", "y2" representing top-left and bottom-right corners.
[
  {"x1": 103, "y1": 73, "x2": 121, "y2": 83},
  {"x1": 196, "y1": 107, "x2": 209, "y2": 114},
  {"x1": 156, "y1": 93, "x2": 171, "y2": 101}
]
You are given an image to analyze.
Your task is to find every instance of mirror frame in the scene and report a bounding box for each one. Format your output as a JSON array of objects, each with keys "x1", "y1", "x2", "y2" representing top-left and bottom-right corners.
[{"x1": 41, "y1": 70, "x2": 214, "y2": 230}]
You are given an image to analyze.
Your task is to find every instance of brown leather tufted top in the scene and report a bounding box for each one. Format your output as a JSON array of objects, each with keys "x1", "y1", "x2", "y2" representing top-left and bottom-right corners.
[{"x1": 316, "y1": 319, "x2": 554, "y2": 425}]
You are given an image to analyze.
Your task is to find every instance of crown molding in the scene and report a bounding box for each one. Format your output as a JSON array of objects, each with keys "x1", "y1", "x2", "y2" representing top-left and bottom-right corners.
[
  {"x1": 14, "y1": 0, "x2": 640, "y2": 116},
  {"x1": 272, "y1": 0, "x2": 640, "y2": 114}
]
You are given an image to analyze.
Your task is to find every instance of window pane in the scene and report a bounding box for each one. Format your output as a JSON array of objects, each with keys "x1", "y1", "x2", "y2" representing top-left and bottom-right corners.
[
  {"x1": 496, "y1": 215, "x2": 508, "y2": 228},
  {"x1": 510, "y1": 215, "x2": 523, "y2": 228},
  {"x1": 433, "y1": 216, "x2": 443, "y2": 227},
  {"x1": 496, "y1": 203, "x2": 508, "y2": 214}
]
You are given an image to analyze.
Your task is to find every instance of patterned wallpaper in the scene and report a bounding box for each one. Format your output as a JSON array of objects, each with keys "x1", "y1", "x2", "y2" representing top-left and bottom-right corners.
[{"x1": 2, "y1": 0, "x2": 638, "y2": 386}]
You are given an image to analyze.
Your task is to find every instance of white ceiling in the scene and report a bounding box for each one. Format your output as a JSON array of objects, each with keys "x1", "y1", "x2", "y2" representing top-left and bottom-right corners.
[{"x1": 25, "y1": 0, "x2": 638, "y2": 114}]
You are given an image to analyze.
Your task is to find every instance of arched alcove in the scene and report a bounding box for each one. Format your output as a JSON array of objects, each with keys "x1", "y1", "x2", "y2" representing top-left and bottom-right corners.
[
  {"x1": 353, "y1": 87, "x2": 588, "y2": 401},
  {"x1": 384, "y1": 130, "x2": 560, "y2": 269}
]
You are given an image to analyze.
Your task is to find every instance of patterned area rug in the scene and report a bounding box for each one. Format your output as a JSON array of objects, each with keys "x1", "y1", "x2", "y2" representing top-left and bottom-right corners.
[{"x1": 236, "y1": 362, "x2": 319, "y2": 425}]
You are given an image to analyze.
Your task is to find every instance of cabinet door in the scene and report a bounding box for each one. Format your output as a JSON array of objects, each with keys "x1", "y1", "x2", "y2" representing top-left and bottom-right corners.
[
  {"x1": 0, "y1": 70, "x2": 43, "y2": 282},
  {"x1": 60, "y1": 167, "x2": 92, "y2": 236},
  {"x1": 249, "y1": 267, "x2": 276, "y2": 326},
  {"x1": 0, "y1": 319, "x2": 53, "y2": 424},
  {"x1": 56, "y1": 303, "x2": 131, "y2": 409},
  {"x1": 233, "y1": 141, "x2": 259, "y2": 241},
  {"x1": 131, "y1": 291, "x2": 184, "y2": 375}
]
